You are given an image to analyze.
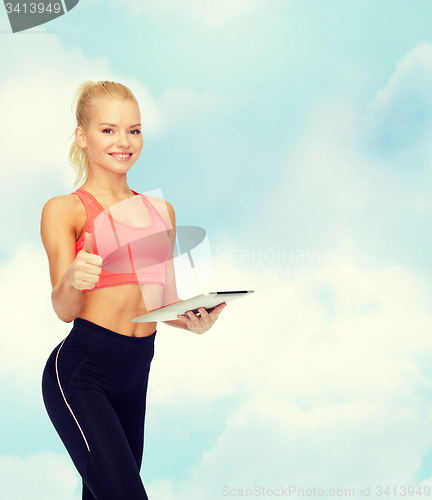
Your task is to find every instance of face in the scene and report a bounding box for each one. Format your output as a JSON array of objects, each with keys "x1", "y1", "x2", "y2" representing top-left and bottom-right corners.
[{"x1": 76, "y1": 98, "x2": 143, "y2": 175}]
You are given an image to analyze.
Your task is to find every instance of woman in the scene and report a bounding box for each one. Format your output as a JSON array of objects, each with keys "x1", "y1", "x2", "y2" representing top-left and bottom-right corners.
[{"x1": 40, "y1": 80, "x2": 226, "y2": 500}]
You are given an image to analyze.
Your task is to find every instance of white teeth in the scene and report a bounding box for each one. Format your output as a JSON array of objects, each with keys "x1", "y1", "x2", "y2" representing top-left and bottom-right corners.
[{"x1": 110, "y1": 153, "x2": 131, "y2": 158}]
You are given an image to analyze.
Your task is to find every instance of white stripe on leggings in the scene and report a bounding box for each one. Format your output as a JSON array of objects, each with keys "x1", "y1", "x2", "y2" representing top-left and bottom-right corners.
[{"x1": 55, "y1": 337, "x2": 91, "y2": 452}]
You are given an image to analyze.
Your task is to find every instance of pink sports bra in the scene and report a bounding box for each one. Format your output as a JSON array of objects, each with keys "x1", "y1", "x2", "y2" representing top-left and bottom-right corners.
[{"x1": 73, "y1": 188, "x2": 171, "y2": 293}]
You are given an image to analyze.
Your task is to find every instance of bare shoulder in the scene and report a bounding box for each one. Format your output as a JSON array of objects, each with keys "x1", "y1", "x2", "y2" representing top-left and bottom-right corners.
[
  {"x1": 41, "y1": 193, "x2": 83, "y2": 229},
  {"x1": 40, "y1": 193, "x2": 84, "y2": 289},
  {"x1": 145, "y1": 195, "x2": 175, "y2": 227},
  {"x1": 145, "y1": 194, "x2": 174, "y2": 211},
  {"x1": 43, "y1": 192, "x2": 82, "y2": 208}
]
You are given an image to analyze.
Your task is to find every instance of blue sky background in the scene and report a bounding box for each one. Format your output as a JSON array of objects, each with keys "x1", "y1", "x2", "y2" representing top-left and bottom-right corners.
[{"x1": 1, "y1": 0, "x2": 432, "y2": 498}]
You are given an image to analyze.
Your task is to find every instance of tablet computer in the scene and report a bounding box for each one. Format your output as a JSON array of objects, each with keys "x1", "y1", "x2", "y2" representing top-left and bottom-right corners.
[{"x1": 130, "y1": 290, "x2": 254, "y2": 322}]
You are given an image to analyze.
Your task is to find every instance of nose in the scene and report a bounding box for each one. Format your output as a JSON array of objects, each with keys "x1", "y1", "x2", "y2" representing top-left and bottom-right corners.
[{"x1": 115, "y1": 132, "x2": 130, "y2": 148}]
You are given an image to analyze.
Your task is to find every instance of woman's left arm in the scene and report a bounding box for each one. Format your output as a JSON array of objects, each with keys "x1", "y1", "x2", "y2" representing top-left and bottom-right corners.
[{"x1": 160, "y1": 200, "x2": 227, "y2": 334}]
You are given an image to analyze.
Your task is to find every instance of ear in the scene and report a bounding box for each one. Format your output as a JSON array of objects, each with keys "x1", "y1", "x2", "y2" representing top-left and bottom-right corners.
[{"x1": 75, "y1": 126, "x2": 87, "y2": 149}]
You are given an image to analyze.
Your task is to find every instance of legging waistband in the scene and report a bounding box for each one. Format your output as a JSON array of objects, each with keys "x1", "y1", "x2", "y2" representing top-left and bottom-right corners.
[{"x1": 70, "y1": 317, "x2": 156, "y2": 353}]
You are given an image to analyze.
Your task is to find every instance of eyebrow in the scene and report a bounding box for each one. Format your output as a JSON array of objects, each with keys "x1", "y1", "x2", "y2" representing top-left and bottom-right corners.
[{"x1": 99, "y1": 123, "x2": 141, "y2": 127}]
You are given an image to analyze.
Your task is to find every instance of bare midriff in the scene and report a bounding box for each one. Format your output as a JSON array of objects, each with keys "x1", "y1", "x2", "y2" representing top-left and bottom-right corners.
[{"x1": 78, "y1": 283, "x2": 161, "y2": 337}]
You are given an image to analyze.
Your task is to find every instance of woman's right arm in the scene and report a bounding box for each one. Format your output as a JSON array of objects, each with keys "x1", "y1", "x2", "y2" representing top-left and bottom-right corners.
[{"x1": 40, "y1": 196, "x2": 84, "y2": 323}]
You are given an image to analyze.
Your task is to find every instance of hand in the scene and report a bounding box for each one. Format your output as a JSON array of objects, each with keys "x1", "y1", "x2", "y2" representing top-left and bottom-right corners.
[
  {"x1": 68, "y1": 232, "x2": 103, "y2": 291},
  {"x1": 177, "y1": 302, "x2": 227, "y2": 334}
]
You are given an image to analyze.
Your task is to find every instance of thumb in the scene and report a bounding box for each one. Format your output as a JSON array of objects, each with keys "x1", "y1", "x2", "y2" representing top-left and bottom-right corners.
[{"x1": 83, "y1": 232, "x2": 93, "y2": 254}]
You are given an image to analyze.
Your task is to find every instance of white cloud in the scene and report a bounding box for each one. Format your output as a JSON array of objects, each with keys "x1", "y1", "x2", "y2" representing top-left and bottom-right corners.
[
  {"x1": 0, "y1": 242, "x2": 68, "y2": 381},
  {"x1": 359, "y1": 42, "x2": 432, "y2": 215},
  {"x1": 0, "y1": 452, "x2": 80, "y2": 500},
  {"x1": 370, "y1": 41, "x2": 432, "y2": 114},
  {"x1": 146, "y1": 252, "x2": 432, "y2": 496},
  {"x1": 268, "y1": 45, "x2": 432, "y2": 247},
  {"x1": 266, "y1": 42, "x2": 432, "y2": 258},
  {"x1": 146, "y1": 392, "x2": 432, "y2": 499},
  {"x1": 150, "y1": 257, "x2": 432, "y2": 406},
  {"x1": 147, "y1": 190, "x2": 432, "y2": 495}
]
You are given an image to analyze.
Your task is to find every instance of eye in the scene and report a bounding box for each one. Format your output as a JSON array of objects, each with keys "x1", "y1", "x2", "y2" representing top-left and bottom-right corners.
[{"x1": 102, "y1": 128, "x2": 141, "y2": 135}]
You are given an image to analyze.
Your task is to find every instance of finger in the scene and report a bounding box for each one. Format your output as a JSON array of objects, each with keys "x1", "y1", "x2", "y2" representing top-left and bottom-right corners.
[
  {"x1": 199, "y1": 302, "x2": 226, "y2": 317},
  {"x1": 177, "y1": 314, "x2": 190, "y2": 324},
  {"x1": 177, "y1": 314, "x2": 198, "y2": 330},
  {"x1": 83, "y1": 255, "x2": 102, "y2": 269},
  {"x1": 86, "y1": 262, "x2": 102, "y2": 275},
  {"x1": 84, "y1": 232, "x2": 93, "y2": 254},
  {"x1": 208, "y1": 303, "x2": 227, "y2": 321},
  {"x1": 212, "y1": 302, "x2": 227, "y2": 315},
  {"x1": 92, "y1": 254, "x2": 103, "y2": 267},
  {"x1": 197, "y1": 308, "x2": 210, "y2": 321},
  {"x1": 185, "y1": 310, "x2": 201, "y2": 325},
  {"x1": 197, "y1": 309, "x2": 214, "y2": 325},
  {"x1": 82, "y1": 233, "x2": 102, "y2": 266}
]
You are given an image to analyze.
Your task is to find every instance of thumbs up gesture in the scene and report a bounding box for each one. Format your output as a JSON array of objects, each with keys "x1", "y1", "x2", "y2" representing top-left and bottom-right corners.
[{"x1": 68, "y1": 232, "x2": 103, "y2": 291}]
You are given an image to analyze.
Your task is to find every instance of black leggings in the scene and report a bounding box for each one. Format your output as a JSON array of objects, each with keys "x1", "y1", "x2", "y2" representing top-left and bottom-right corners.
[{"x1": 41, "y1": 317, "x2": 156, "y2": 500}]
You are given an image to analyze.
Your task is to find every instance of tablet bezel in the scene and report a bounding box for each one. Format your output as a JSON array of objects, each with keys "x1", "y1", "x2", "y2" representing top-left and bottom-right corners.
[{"x1": 130, "y1": 290, "x2": 254, "y2": 322}]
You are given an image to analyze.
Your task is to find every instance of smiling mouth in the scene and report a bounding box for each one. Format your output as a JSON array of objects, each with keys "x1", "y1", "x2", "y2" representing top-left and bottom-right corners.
[{"x1": 108, "y1": 153, "x2": 133, "y2": 161}]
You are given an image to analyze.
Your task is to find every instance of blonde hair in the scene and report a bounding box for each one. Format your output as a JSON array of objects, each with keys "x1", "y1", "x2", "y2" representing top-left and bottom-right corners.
[{"x1": 68, "y1": 80, "x2": 140, "y2": 187}]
